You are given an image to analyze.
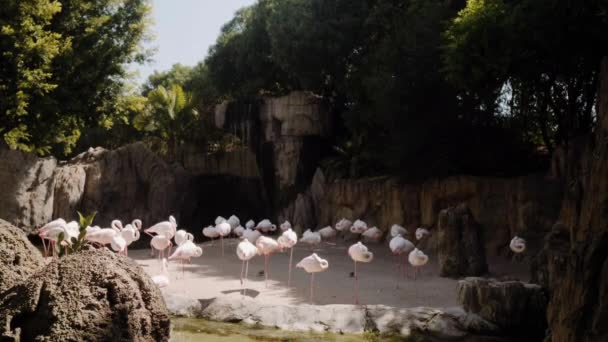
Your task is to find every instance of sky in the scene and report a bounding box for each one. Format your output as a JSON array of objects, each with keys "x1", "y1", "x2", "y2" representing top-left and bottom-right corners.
[{"x1": 132, "y1": 0, "x2": 256, "y2": 84}]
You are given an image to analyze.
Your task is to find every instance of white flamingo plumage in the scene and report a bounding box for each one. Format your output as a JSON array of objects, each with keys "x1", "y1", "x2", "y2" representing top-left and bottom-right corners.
[
  {"x1": 85, "y1": 227, "x2": 119, "y2": 247},
  {"x1": 300, "y1": 229, "x2": 321, "y2": 250},
  {"x1": 233, "y1": 225, "x2": 245, "y2": 237},
  {"x1": 245, "y1": 220, "x2": 255, "y2": 230},
  {"x1": 236, "y1": 237, "x2": 258, "y2": 295},
  {"x1": 255, "y1": 236, "x2": 280, "y2": 287},
  {"x1": 39, "y1": 219, "x2": 71, "y2": 258},
  {"x1": 227, "y1": 215, "x2": 240, "y2": 230},
  {"x1": 151, "y1": 258, "x2": 170, "y2": 288},
  {"x1": 318, "y1": 226, "x2": 337, "y2": 241},
  {"x1": 335, "y1": 218, "x2": 353, "y2": 232},
  {"x1": 350, "y1": 220, "x2": 368, "y2": 234},
  {"x1": 174, "y1": 229, "x2": 194, "y2": 246},
  {"x1": 120, "y1": 222, "x2": 141, "y2": 256},
  {"x1": 390, "y1": 224, "x2": 408, "y2": 238},
  {"x1": 361, "y1": 227, "x2": 383, "y2": 243},
  {"x1": 111, "y1": 234, "x2": 127, "y2": 254},
  {"x1": 145, "y1": 216, "x2": 177, "y2": 239},
  {"x1": 389, "y1": 234, "x2": 415, "y2": 286},
  {"x1": 215, "y1": 216, "x2": 227, "y2": 225},
  {"x1": 169, "y1": 240, "x2": 202, "y2": 276},
  {"x1": 256, "y1": 219, "x2": 276, "y2": 233},
  {"x1": 408, "y1": 248, "x2": 429, "y2": 279},
  {"x1": 296, "y1": 253, "x2": 329, "y2": 304},
  {"x1": 280, "y1": 220, "x2": 292, "y2": 231},
  {"x1": 277, "y1": 228, "x2": 298, "y2": 286},
  {"x1": 216, "y1": 222, "x2": 231, "y2": 256},
  {"x1": 348, "y1": 241, "x2": 374, "y2": 305},
  {"x1": 415, "y1": 227, "x2": 430, "y2": 241},
  {"x1": 151, "y1": 235, "x2": 172, "y2": 262},
  {"x1": 242, "y1": 228, "x2": 261, "y2": 244},
  {"x1": 202, "y1": 225, "x2": 220, "y2": 245},
  {"x1": 510, "y1": 236, "x2": 526, "y2": 253}
]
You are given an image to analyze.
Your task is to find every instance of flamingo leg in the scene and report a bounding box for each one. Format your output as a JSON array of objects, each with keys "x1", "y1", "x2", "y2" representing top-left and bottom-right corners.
[
  {"x1": 221, "y1": 236, "x2": 224, "y2": 257},
  {"x1": 264, "y1": 254, "x2": 269, "y2": 287},
  {"x1": 41, "y1": 237, "x2": 48, "y2": 258},
  {"x1": 354, "y1": 260, "x2": 359, "y2": 305},
  {"x1": 394, "y1": 254, "x2": 400, "y2": 289},
  {"x1": 288, "y1": 247, "x2": 294, "y2": 287},
  {"x1": 240, "y1": 260, "x2": 245, "y2": 287},
  {"x1": 244, "y1": 260, "x2": 249, "y2": 296},
  {"x1": 310, "y1": 272, "x2": 315, "y2": 304}
]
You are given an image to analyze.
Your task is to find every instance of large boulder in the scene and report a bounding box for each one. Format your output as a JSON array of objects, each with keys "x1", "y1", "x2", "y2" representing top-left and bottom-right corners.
[
  {"x1": 0, "y1": 148, "x2": 57, "y2": 234},
  {"x1": 0, "y1": 219, "x2": 44, "y2": 294},
  {"x1": 0, "y1": 250, "x2": 170, "y2": 341},
  {"x1": 457, "y1": 277, "x2": 547, "y2": 341},
  {"x1": 437, "y1": 204, "x2": 488, "y2": 277}
]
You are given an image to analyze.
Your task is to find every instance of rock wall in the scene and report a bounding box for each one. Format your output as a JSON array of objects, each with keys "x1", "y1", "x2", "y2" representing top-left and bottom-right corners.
[
  {"x1": 540, "y1": 58, "x2": 608, "y2": 342},
  {"x1": 281, "y1": 169, "x2": 562, "y2": 257}
]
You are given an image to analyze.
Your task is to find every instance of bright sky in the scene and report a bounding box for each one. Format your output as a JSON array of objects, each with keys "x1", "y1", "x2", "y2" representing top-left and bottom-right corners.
[{"x1": 133, "y1": 0, "x2": 256, "y2": 84}]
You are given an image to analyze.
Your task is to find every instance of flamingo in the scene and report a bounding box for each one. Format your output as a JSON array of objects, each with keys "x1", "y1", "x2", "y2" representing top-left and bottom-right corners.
[
  {"x1": 151, "y1": 258, "x2": 170, "y2": 288},
  {"x1": 255, "y1": 236, "x2": 280, "y2": 287},
  {"x1": 145, "y1": 216, "x2": 177, "y2": 239},
  {"x1": 169, "y1": 240, "x2": 202, "y2": 277},
  {"x1": 415, "y1": 227, "x2": 430, "y2": 241},
  {"x1": 243, "y1": 228, "x2": 261, "y2": 244},
  {"x1": 510, "y1": 236, "x2": 526, "y2": 253},
  {"x1": 236, "y1": 237, "x2": 258, "y2": 295},
  {"x1": 408, "y1": 248, "x2": 429, "y2": 280},
  {"x1": 335, "y1": 218, "x2": 353, "y2": 232},
  {"x1": 390, "y1": 224, "x2": 408, "y2": 238},
  {"x1": 216, "y1": 222, "x2": 231, "y2": 256},
  {"x1": 38, "y1": 218, "x2": 66, "y2": 257},
  {"x1": 233, "y1": 225, "x2": 245, "y2": 237},
  {"x1": 111, "y1": 234, "x2": 127, "y2": 255},
  {"x1": 350, "y1": 220, "x2": 368, "y2": 234},
  {"x1": 245, "y1": 220, "x2": 255, "y2": 230},
  {"x1": 296, "y1": 253, "x2": 329, "y2": 304},
  {"x1": 202, "y1": 225, "x2": 220, "y2": 245},
  {"x1": 215, "y1": 216, "x2": 227, "y2": 225},
  {"x1": 174, "y1": 229, "x2": 194, "y2": 246},
  {"x1": 39, "y1": 220, "x2": 70, "y2": 259},
  {"x1": 85, "y1": 225, "x2": 119, "y2": 247},
  {"x1": 348, "y1": 241, "x2": 374, "y2": 305},
  {"x1": 151, "y1": 235, "x2": 172, "y2": 262},
  {"x1": 227, "y1": 215, "x2": 240, "y2": 230},
  {"x1": 277, "y1": 228, "x2": 298, "y2": 286},
  {"x1": 120, "y1": 223, "x2": 141, "y2": 256},
  {"x1": 256, "y1": 219, "x2": 276, "y2": 233},
  {"x1": 318, "y1": 226, "x2": 337, "y2": 241},
  {"x1": 361, "y1": 226, "x2": 383, "y2": 243},
  {"x1": 389, "y1": 234, "x2": 415, "y2": 287},
  {"x1": 300, "y1": 229, "x2": 321, "y2": 250},
  {"x1": 280, "y1": 220, "x2": 292, "y2": 231}
]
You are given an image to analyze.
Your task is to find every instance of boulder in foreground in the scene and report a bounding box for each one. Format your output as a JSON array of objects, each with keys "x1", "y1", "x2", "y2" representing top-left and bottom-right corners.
[
  {"x1": 0, "y1": 219, "x2": 45, "y2": 294},
  {"x1": 0, "y1": 250, "x2": 170, "y2": 341}
]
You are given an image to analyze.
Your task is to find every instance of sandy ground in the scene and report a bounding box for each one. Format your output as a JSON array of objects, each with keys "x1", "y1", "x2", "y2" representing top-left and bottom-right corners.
[{"x1": 131, "y1": 238, "x2": 529, "y2": 308}]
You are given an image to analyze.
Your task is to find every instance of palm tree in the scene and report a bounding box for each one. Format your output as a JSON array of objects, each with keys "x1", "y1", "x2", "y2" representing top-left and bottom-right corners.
[{"x1": 134, "y1": 84, "x2": 199, "y2": 157}]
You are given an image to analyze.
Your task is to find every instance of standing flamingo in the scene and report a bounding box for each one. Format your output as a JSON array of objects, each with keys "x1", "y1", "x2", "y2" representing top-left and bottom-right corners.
[
  {"x1": 350, "y1": 220, "x2": 368, "y2": 234},
  {"x1": 151, "y1": 235, "x2": 172, "y2": 262},
  {"x1": 145, "y1": 215, "x2": 177, "y2": 255},
  {"x1": 151, "y1": 258, "x2": 170, "y2": 288},
  {"x1": 216, "y1": 222, "x2": 231, "y2": 257},
  {"x1": 277, "y1": 228, "x2": 298, "y2": 286},
  {"x1": 256, "y1": 219, "x2": 276, "y2": 233},
  {"x1": 202, "y1": 225, "x2": 220, "y2": 245},
  {"x1": 348, "y1": 241, "x2": 374, "y2": 305},
  {"x1": 296, "y1": 253, "x2": 329, "y2": 304},
  {"x1": 245, "y1": 220, "x2": 255, "y2": 230},
  {"x1": 255, "y1": 236, "x2": 280, "y2": 287},
  {"x1": 243, "y1": 228, "x2": 261, "y2": 244},
  {"x1": 389, "y1": 234, "x2": 415, "y2": 287},
  {"x1": 415, "y1": 227, "x2": 430, "y2": 241},
  {"x1": 215, "y1": 216, "x2": 227, "y2": 225},
  {"x1": 169, "y1": 240, "x2": 202, "y2": 277},
  {"x1": 120, "y1": 223, "x2": 140, "y2": 256},
  {"x1": 233, "y1": 225, "x2": 245, "y2": 237},
  {"x1": 236, "y1": 237, "x2": 258, "y2": 295},
  {"x1": 280, "y1": 220, "x2": 292, "y2": 231},
  {"x1": 300, "y1": 229, "x2": 321, "y2": 250},
  {"x1": 111, "y1": 234, "x2": 127, "y2": 255},
  {"x1": 174, "y1": 229, "x2": 194, "y2": 246},
  {"x1": 408, "y1": 248, "x2": 429, "y2": 280},
  {"x1": 38, "y1": 220, "x2": 70, "y2": 259},
  {"x1": 361, "y1": 226, "x2": 383, "y2": 243},
  {"x1": 335, "y1": 218, "x2": 352, "y2": 232},
  {"x1": 390, "y1": 224, "x2": 408, "y2": 238},
  {"x1": 318, "y1": 226, "x2": 337, "y2": 241}
]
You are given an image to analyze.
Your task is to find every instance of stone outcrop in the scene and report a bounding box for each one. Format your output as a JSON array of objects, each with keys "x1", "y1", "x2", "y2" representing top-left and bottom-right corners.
[
  {"x1": 0, "y1": 219, "x2": 44, "y2": 294},
  {"x1": 0, "y1": 149, "x2": 56, "y2": 233},
  {"x1": 0, "y1": 250, "x2": 170, "y2": 341},
  {"x1": 437, "y1": 204, "x2": 488, "y2": 277},
  {"x1": 538, "y1": 57, "x2": 608, "y2": 342},
  {"x1": 457, "y1": 277, "x2": 547, "y2": 341}
]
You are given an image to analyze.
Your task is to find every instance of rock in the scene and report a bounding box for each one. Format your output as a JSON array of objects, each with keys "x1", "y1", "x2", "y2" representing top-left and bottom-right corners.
[
  {"x1": 0, "y1": 219, "x2": 44, "y2": 294},
  {"x1": 0, "y1": 148, "x2": 57, "y2": 234},
  {"x1": 457, "y1": 277, "x2": 547, "y2": 340},
  {"x1": 0, "y1": 250, "x2": 170, "y2": 341},
  {"x1": 437, "y1": 204, "x2": 488, "y2": 277}
]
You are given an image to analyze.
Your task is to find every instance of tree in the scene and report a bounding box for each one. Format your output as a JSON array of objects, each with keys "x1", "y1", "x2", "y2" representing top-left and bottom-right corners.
[
  {"x1": 443, "y1": 0, "x2": 608, "y2": 150},
  {"x1": 0, "y1": 0, "x2": 151, "y2": 155},
  {"x1": 133, "y1": 84, "x2": 199, "y2": 157},
  {"x1": 142, "y1": 63, "x2": 193, "y2": 96}
]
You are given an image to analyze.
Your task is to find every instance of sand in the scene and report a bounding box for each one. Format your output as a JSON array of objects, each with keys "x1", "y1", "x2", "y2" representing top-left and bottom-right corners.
[{"x1": 131, "y1": 238, "x2": 529, "y2": 308}]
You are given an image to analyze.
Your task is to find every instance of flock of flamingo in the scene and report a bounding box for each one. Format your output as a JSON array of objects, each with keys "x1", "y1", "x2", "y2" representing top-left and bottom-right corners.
[{"x1": 36, "y1": 215, "x2": 527, "y2": 305}]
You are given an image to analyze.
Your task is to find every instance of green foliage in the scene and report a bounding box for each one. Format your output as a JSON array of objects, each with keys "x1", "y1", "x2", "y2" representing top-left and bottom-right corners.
[
  {"x1": 142, "y1": 63, "x2": 193, "y2": 96},
  {"x1": 134, "y1": 84, "x2": 199, "y2": 157},
  {"x1": 0, "y1": 0, "x2": 151, "y2": 156},
  {"x1": 56, "y1": 211, "x2": 96, "y2": 257}
]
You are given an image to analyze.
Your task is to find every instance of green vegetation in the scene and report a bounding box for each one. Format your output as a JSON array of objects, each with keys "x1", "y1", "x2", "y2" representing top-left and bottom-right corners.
[
  {"x1": 2, "y1": 0, "x2": 606, "y2": 179},
  {"x1": 56, "y1": 211, "x2": 96, "y2": 256}
]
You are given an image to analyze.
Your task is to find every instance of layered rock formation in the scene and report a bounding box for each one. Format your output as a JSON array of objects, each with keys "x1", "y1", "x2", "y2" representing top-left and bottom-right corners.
[
  {"x1": 0, "y1": 250, "x2": 170, "y2": 341},
  {"x1": 457, "y1": 277, "x2": 547, "y2": 341},
  {"x1": 0, "y1": 219, "x2": 44, "y2": 294},
  {"x1": 437, "y1": 204, "x2": 488, "y2": 277}
]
